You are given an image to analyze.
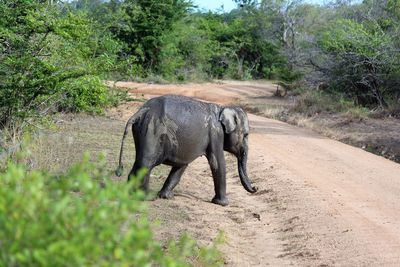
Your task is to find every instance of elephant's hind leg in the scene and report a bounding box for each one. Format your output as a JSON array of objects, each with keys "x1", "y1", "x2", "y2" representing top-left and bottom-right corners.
[
  {"x1": 128, "y1": 160, "x2": 156, "y2": 193},
  {"x1": 158, "y1": 165, "x2": 188, "y2": 199}
]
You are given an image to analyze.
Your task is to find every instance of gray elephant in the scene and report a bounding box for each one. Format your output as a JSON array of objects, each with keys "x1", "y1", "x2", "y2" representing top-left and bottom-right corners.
[{"x1": 116, "y1": 94, "x2": 257, "y2": 206}]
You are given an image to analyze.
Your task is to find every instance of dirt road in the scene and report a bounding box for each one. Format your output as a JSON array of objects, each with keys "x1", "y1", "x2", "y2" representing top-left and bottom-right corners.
[{"x1": 112, "y1": 81, "x2": 400, "y2": 266}]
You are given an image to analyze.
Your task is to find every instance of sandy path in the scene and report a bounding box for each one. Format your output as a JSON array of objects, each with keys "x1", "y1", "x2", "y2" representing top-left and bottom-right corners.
[{"x1": 112, "y1": 81, "x2": 400, "y2": 266}]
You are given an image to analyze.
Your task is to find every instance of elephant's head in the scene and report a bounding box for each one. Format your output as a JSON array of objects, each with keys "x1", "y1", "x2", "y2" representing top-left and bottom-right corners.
[{"x1": 219, "y1": 107, "x2": 257, "y2": 193}]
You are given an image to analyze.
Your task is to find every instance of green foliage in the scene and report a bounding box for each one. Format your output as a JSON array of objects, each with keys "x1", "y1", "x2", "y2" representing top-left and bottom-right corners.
[
  {"x1": 89, "y1": 0, "x2": 295, "y2": 81},
  {"x1": 159, "y1": 14, "x2": 218, "y2": 81},
  {"x1": 0, "y1": 1, "x2": 60, "y2": 125},
  {"x1": 222, "y1": 7, "x2": 284, "y2": 80},
  {"x1": 157, "y1": 6, "x2": 293, "y2": 81},
  {"x1": 114, "y1": 0, "x2": 192, "y2": 74},
  {"x1": 319, "y1": 19, "x2": 391, "y2": 58},
  {"x1": 387, "y1": 0, "x2": 400, "y2": 19},
  {"x1": 58, "y1": 75, "x2": 110, "y2": 114},
  {"x1": 0, "y1": 0, "x2": 295, "y2": 91},
  {"x1": 0, "y1": 1, "x2": 121, "y2": 128},
  {"x1": 4, "y1": 0, "x2": 399, "y2": 129},
  {"x1": 0, "y1": 154, "x2": 223, "y2": 266},
  {"x1": 316, "y1": 17, "x2": 399, "y2": 109}
]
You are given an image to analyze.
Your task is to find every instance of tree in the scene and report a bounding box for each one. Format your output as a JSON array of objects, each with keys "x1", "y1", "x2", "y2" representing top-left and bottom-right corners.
[
  {"x1": 0, "y1": 0, "x2": 121, "y2": 128},
  {"x1": 214, "y1": 3, "x2": 289, "y2": 79},
  {"x1": 0, "y1": 0, "x2": 72, "y2": 126},
  {"x1": 317, "y1": 18, "x2": 398, "y2": 108},
  {"x1": 158, "y1": 13, "x2": 218, "y2": 80},
  {"x1": 115, "y1": 0, "x2": 192, "y2": 74}
]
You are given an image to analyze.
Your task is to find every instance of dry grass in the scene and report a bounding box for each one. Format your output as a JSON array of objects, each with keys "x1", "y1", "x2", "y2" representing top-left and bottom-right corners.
[
  {"x1": 239, "y1": 91, "x2": 400, "y2": 163},
  {"x1": 30, "y1": 113, "x2": 171, "y2": 189},
  {"x1": 31, "y1": 113, "x2": 127, "y2": 172}
]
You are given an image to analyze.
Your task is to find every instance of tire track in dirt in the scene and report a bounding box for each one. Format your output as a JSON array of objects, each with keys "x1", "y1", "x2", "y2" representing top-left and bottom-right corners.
[{"x1": 112, "y1": 81, "x2": 400, "y2": 266}]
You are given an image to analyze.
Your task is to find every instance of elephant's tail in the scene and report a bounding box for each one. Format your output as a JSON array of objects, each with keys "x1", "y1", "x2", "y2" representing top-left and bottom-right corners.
[{"x1": 115, "y1": 107, "x2": 149, "y2": 177}]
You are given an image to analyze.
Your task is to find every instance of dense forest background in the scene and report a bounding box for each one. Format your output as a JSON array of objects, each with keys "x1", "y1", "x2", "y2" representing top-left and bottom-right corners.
[{"x1": 1, "y1": 0, "x2": 399, "y2": 129}]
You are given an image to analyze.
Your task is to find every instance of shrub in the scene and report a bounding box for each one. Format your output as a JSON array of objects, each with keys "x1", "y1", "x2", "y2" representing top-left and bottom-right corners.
[
  {"x1": 0, "y1": 154, "x2": 222, "y2": 266},
  {"x1": 58, "y1": 75, "x2": 111, "y2": 114},
  {"x1": 0, "y1": 1, "x2": 122, "y2": 128}
]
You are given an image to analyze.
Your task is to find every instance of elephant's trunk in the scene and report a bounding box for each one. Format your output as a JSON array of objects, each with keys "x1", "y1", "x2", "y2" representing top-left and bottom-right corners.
[{"x1": 238, "y1": 149, "x2": 257, "y2": 193}]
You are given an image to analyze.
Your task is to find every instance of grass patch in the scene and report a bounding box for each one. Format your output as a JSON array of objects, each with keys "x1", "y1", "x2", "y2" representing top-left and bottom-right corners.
[
  {"x1": 29, "y1": 113, "x2": 172, "y2": 188},
  {"x1": 290, "y1": 90, "x2": 369, "y2": 118},
  {"x1": 30, "y1": 113, "x2": 128, "y2": 172}
]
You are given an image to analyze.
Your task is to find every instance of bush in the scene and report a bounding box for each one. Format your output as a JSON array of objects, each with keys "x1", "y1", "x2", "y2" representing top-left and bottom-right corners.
[
  {"x1": 0, "y1": 154, "x2": 222, "y2": 266},
  {"x1": 0, "y1": 1, "x2": 122, "y2": 128},
  {"x1": 59, "y1": 75, "x2": 111, "y2": 114}
]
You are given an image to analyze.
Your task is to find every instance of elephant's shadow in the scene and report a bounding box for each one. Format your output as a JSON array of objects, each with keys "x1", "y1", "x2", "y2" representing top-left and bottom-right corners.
[{"x1": 150, "y1": 190, "x2": 210, "y2": 204}]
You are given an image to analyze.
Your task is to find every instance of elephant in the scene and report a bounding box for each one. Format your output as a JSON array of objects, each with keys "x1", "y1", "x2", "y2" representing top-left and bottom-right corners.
[{"x1": 116, "y1": 94, "x2": 257, "y2": 206}]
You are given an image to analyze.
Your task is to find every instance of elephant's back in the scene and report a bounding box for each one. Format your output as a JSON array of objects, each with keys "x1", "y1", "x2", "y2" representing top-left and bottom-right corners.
[
  {"x1": 167, "y1": 95, "x2": 210, "y2": 116},
  {"x1": 145, "y1": 93, "x2": 206, "y2": 107},
  {"x1": 153, "y1": 95, "x2": 217, "y2": 162}
]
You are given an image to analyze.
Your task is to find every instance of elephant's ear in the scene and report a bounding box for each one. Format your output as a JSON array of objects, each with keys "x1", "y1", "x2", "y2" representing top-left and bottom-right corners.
[{"x1": 219, "y1": 108, "x2": 237, "y2": 134}]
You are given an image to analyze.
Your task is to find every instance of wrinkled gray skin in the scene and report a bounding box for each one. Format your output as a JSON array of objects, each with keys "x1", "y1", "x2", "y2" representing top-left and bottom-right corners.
[{"x1": 116, "y1": 95, "x2": 257, "y2": 206}]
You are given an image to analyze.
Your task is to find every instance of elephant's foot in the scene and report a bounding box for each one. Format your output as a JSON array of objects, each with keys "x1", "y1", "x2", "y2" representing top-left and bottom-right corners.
[
  {"x1": 211, "y1": 196, "x2": 229, "y2": 206},
  {"x1": 158, "y1": 190, "x2": 174, "y2": 199}
]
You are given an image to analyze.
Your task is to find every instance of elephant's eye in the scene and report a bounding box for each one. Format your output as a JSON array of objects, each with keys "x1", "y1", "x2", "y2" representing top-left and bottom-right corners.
[{"x1": 244, "y1": 133, "x2": 249, "y2": 138}]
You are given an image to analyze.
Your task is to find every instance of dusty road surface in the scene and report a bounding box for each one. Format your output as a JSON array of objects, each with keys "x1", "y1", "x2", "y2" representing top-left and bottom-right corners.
[{"x1": 111, "y1": 81, "x2": 400, "y2": 266}]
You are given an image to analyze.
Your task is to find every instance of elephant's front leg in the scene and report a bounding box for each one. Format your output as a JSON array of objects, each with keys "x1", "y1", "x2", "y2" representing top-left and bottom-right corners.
[
  {"x1": 207, "y1": 150, "x2": 229, "y2": 206},
  {"x1": 158, "y1": 165, "x2": 188, "y2": 199}
]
